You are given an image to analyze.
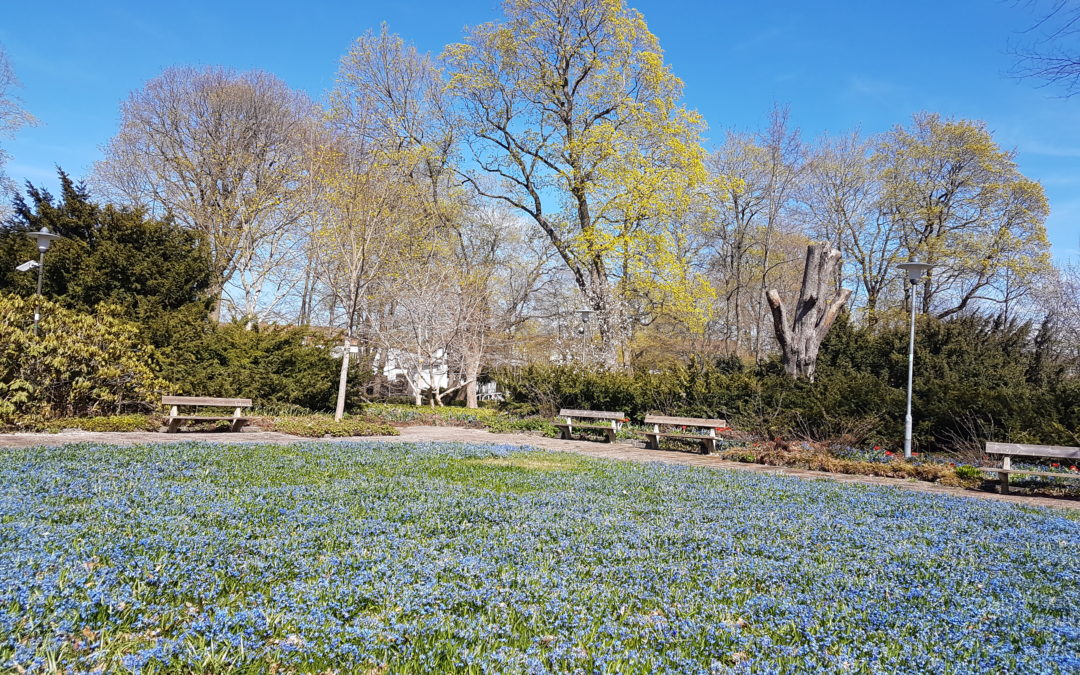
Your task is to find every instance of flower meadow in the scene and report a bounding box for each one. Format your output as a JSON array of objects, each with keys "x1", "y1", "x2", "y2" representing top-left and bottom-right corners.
[{"x1": 0, "y1": 442, "x2": 1078, "y2": 674}]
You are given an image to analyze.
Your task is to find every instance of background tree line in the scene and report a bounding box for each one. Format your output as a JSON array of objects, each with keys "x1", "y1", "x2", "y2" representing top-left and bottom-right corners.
[{"x1": 0, "y1": 0, "x2": 1077, "y2": 449}]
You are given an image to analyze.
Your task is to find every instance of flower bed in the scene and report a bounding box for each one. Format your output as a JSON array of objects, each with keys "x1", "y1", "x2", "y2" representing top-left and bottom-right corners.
[
  {"x1": 719, "y1": 441, "x2": 1080, "y2": 497},
  {"x1": 1, "y1": 441, "x2": 1077, "y2": 673}
]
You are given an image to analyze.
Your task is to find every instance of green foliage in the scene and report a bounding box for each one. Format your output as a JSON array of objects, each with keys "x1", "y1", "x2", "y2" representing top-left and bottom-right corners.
[
  {"x1": 0, "y1": 170, "x2": 214, "y2": 332},
  {"x1": 0, "y1": 294, "x2": 168, "y2": 426},
  {"x1": 267, "y1": 415, "x2": 398, "y2": 438},
  {"x1": 360, "y1": 403, "x2": 557, "y2": 437},
  {"x1": 362, "y1": 403, "x2": 500, "y2": 426},
  {"x1": 163, "y1": 322, "x2": 346, "y2": 412},
  {"x1": 482, "y1": 416, "x2": 559, "y2": 437},
  {"x1": 954, "y1": 465, "x2": 984, "y2": 481},
  {"x1": 497, "y1": 313, "x2": 1080, "y2": 450},
  {"x1": 0, "y1": 173, "x2": 355, "y2": 415}
]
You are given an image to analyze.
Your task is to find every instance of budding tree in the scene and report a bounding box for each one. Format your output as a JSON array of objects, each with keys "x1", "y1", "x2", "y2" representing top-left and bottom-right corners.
[
  {"x1": 94, "y1": 66, "x2": 314, "y2": 321},
  {"x1": 444, "y1": 0, "x2": 711, "y2": 367},
  {"x1": 876, "y1": 113, "x2": 1051, "y2": 318}
]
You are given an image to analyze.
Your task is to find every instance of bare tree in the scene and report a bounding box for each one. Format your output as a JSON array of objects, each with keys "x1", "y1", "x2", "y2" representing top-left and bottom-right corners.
[
  {"x1": 801, "y1": 131, "x2": 900, "y2": 318},
  {"x1": 93, "y1": 66, "x2": 314, "y2": 321},
  {"x1": 706, "y1": 110, "x2": 805, "y2": 358},
  {"x1": 0, "y1": 46, "x2": 37, "y2": 215},
  {"x1": 313, "y1": 129, "x2": 424, "y2": 419},
  {"x1": 1009, "y1": 0, "x2": 1080, "y2": 95}
]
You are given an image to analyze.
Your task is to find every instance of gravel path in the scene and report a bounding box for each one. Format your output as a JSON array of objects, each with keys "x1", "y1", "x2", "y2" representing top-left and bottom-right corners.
[{"x1": 1, "y1": 425, "x2": 1076, "y2": 512}]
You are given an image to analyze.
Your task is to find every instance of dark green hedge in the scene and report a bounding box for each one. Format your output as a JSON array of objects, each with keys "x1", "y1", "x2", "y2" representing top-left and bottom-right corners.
[{"x1": 496, "y1": 314, "x2": 1080, "y2": 451}]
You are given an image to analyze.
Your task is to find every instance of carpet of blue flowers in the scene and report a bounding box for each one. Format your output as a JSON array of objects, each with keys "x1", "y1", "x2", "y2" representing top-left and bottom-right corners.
[{"x1": 1, "y1": 441, "x2": 1078, "y2": 674}]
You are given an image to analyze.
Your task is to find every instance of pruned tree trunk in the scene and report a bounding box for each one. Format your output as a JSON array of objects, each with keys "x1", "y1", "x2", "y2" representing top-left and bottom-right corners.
[{"x1": 766, "y1": 244, "x2": 852, "y2": 380}]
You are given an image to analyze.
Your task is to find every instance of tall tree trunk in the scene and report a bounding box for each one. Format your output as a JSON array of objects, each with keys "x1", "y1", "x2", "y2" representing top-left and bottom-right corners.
[
  {"x1": 208, "y1": 276, "x2": 226, "y2": 323},
  {"x1": 334, "y1": 335, "x2": 351, "y2": 421},
  {"x1": 464, "y1": 341, "x2": 481, "y2": 409}
]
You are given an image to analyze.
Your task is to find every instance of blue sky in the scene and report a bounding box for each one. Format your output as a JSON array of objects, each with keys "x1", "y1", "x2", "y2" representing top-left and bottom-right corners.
[{"x1": 2, "y1": 0, "x2": 1077, "y2": 259}]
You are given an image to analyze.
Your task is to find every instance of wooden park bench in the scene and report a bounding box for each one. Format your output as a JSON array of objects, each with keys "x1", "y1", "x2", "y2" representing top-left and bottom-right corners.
[
  {"x1": 162, "y1": 396, "x2": 252, "y2": 433},
  {"x1": 554, "y1": 409, "x2": 625, "y2": 443},
  {"x1": 983, "y1": 442, "x2": 1080, "y2": 494},
  {"x1": 644, "y1": 414, "x2": 727, "y2": 455}
]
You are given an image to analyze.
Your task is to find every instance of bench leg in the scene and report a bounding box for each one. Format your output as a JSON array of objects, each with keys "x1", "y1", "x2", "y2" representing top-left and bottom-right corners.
[
  {"x1": 605, "y1": 429, "x2": 616, "y2": 443},
  {"x1": 559, "y1": 426, "x2": 572, "y2": 440},
  {"x1": 231, "y1": 419, "x2": 245, "y2": 432},
  {"x1": 999, "y1": 472, "x2": 1010, "y2": 495},
  {"x1": 701, "y1": 438, "x2": 715, "y2": 455},
  {"x1": 645, "y1": 434, "x2": 657, "y2": 450},
  {"x1": 166, "y1": 418, "x2": 179, "y2": 433}
]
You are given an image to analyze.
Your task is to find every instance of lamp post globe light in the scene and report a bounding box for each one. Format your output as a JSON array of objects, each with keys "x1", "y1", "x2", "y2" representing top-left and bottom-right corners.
[
  {"x1": 897, "y1": 261, "x2": 933, "y2": 459},
  {"x1": 576, "y1": 307, "x2": 594, "y2": 362},
  {"x1": 24, "y1": 226, "x2": 63, "y2": 334}
]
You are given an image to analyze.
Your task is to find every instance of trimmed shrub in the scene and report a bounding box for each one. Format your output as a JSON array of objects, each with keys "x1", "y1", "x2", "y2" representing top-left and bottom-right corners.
[{"x1": 495, "y1": 314, "x2": 1080, "y2": 452}]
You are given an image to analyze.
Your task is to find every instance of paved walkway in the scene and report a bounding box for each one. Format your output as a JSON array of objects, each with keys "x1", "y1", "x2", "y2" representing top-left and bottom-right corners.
[{"x1": 2, "y1": 426, "x2": 1076, "y2": 512}]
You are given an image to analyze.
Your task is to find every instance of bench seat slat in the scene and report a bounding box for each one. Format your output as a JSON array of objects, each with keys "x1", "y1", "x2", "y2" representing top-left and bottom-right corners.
[
  {"x1": 980, "y1": 467, "x2": 1080, "y2": 480},
  {"x1": 167, "y1": 415, "x2": 250, "y2": 422},
  {"x1": 644, "y1": 415, "x2": 726, "y2": 427},
  {"x1": 162, "y1": 396, "x2": 252, "y2": 407},
  {"x1": 557, "y1": 409, "x2": 625, "y2": 421},
  {"x1": 647, "y1": 431, "x2": 718, "y2": 441},
  {"x1": 554, "y1": 423, "x2": 615, "y2": 431},
  {"x1": 985, "y1": 442, "x2": 1080, "y2": 460}
]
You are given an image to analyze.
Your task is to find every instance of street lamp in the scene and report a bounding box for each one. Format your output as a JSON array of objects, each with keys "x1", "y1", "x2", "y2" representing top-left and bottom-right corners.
[
  {"x1": 23, "y1": 226, "x2": 63, "y2": 335},
  {"x1": 576, "y1": 307, "x2": 594, "y2": 362},
  {"x1": 897, "y1": 261, "x2": 933, "y2": 459}
]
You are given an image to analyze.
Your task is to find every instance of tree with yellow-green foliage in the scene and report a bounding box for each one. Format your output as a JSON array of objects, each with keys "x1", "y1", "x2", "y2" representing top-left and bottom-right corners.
[
  {"x1": 876, "y1": 113, "x2": 1051, "y2": 319},
  {"x1": 444, "y1": 0, "x2": 716, "y2": 367}
]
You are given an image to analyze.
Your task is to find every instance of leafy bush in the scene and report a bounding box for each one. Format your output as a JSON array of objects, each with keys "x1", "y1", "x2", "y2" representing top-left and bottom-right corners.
[
  {"x1": 266, "y1": 415, "x2": 398, "y2": 438},
  {"x1": 1, "y1": 174, "x2": 348, "y2": 415},
  {"x1": 954, "y1": 464, "x2": 985, "y2": 481},
  {"x1": 0, "y1": 294, "x2": 168, "y2": 427}
]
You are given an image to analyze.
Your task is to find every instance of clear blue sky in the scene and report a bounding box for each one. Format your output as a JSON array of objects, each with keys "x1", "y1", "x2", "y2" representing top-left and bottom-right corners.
[{"x1": 2, "y1": 0, "x2": 1077, "y2": 259}]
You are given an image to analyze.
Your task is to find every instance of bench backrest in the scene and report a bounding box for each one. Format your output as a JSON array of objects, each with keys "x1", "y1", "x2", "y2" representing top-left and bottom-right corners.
[
  {"x1": 162, "y1": 396, "x2": 253, "y2": 408},
  {"x1": 558, "y1": 409, "x2": 625, "y2": 421},
  {"x1": 985, "y1": 442, "x2": 1080, "y2": 460},
  {"x1": 645, "y1": 414, "x2": 726, "y2": 428}
]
